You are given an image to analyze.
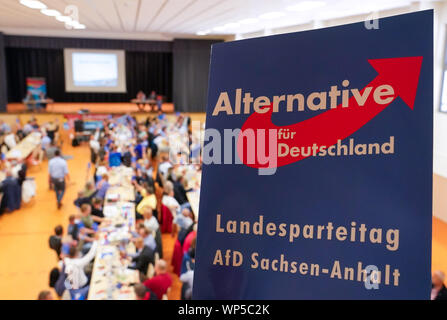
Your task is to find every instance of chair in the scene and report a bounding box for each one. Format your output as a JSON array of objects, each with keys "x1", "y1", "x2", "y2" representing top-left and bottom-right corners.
[
  {"x1": 171, "y1": 239, "x2": 183, "y2": 276},
  {"x1": 160, "y1": 204, "x2": 173, "y2": 234}
]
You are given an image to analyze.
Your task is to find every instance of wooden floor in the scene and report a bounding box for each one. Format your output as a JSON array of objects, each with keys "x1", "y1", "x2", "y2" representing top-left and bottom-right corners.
[{"x1": 0, "y1": 112, "x2": 446, "y2": 299}]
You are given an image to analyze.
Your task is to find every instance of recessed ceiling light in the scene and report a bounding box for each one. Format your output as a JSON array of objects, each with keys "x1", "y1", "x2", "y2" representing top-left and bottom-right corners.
[
  {"x1": 224, "y1": 22, "x2": 240, "y2": 29},
  {"x1": 196, "y1": 30, "x2": 208, "y2": 36},
  {"x1": 65, "y1": 20, "x2": 86, "y2": 29},
  {"x1": 55, "y1": 16, "x2": 72, "y2": 23},
  {"x1": 239, "y1": 18, "x2": 259, "y2": 25},
  {"x1": 40, "y1": 9, "x2": 61, "y2": 16},
  {"x1": 286, "y1": 1, "x2": 326, "y2": 12},
  {"x1": 73, "y1": 24, "x2": 86, "y2": 30},
  {"x1": 259, "y1": 11, "x2": 285, "y2": 20},
  {"x1": 213, "y1": 25, "x2": 227, "y2": 32},
  {"x1": 19, "y1": 0, "x2": 47, "y2": 10}
]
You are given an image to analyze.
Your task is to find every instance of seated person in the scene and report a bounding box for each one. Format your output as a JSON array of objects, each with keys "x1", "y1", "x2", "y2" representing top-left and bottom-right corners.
[
  {"x1": 142, "y1": 205, "x2": 159, "y2": 233},
  {"x1": 67, "y1": 214, "x2": 80, "y2": 241},
  {"x1": 91, "y1": 198, "x2": 104, "y2": 218},
  {"x1": 74, "y1": 181, "x2": 97, "y2": 207},
  {"x1": 63, "y1": 241, "x2": 98, "y2": 290},
  {"x1": 41, "y1": 132, "x2": 51, "y2": 155},
  {"x1": 95, "y1": 174, "x2": 110, "y2": 200},
  {"x1": 77, "y1": 203, "x2": 105, "y2": 244},
  {"x1": 137, "y1": 225, "x2": 156, "y2": 251},
  {"x1": 108, "y1": 151, "x2": 122, "y2": 167},
  {"x1": 143, "y1": 259, "x2": 172, "y2": 300},
  {"x1": 94, "y1": 160, "x2": 108, "y2": 183},
  {"x1": 174, "y1": 207, "x2": 194, "y2": 232},
  {"x1": 136, "y1": 90, "x2": 146, "y2": 110},
  {"x1": 134, "y1": 283, "x2": 157, "y2": 300},
  {"x1": 128, "y1": 237, "x2": 155, "y2": 275},
  {"x1": 49, "y1": 225, "x2": 63, "y2": 259},
  {"x1": 180, "y1": 267, "x2": 194, "y2": 300},
  {"x1": 0, "y1": 119, "x2": 11, "y2": 136},
  {"x1": 122, "y1": 146, "x2": 136, "y2": 168},
  {"x1": 171, "y1": 176, "x2": 189, "y2": 205},
  {"x1": 133, "y1": 181, "x2": 157, "y2": 217},
  {"x1": 79, "y1": 203, "x2": 104, "y2": 228}
]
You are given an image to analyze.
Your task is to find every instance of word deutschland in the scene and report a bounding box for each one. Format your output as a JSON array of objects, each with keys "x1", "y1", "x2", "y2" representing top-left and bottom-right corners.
[{"x1": 212, "y1": 81, "x2": 394, "y2": 116}]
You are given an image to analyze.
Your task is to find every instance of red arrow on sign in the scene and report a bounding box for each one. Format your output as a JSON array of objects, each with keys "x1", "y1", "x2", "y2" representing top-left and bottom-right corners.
[{"x1": 236, "y1": 56, "x2": 423, "y2": 168}]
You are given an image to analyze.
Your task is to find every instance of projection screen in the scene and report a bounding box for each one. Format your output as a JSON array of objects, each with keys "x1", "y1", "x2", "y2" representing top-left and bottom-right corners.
[{"x1": 64, "y1": 48, "x2": 126, "y2": 93}]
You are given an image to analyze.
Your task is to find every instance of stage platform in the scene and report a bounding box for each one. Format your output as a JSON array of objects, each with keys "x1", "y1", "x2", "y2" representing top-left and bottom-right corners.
[{"x1": 6, "y1": 102, "x2": 175, "y2": 114}]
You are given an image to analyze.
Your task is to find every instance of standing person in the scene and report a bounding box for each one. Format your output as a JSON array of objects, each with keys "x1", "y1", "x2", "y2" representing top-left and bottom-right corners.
[{"x1": 48, "y1": 149, "x2": 70, "y2": 209}]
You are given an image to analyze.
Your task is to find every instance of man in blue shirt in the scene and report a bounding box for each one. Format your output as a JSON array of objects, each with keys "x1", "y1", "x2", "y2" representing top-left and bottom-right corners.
[
  {"x1": 95, "y1": 174, "x2": 110, "y2": 199},
  {"x1": 48, "y1": 149, "x2": 69, "y2": 209}
]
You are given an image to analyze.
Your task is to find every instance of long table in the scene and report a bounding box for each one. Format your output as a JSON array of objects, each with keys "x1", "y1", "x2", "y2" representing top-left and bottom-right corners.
[
  {"x1": 5, "y1": 131, "x2": 41, "y2": 161},
  {"x1": 87, "y1": 167, "x2": 139, "y2": 300}
]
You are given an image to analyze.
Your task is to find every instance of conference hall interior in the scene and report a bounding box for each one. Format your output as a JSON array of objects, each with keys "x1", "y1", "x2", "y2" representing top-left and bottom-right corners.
[{"x1": 0, "y1": 0, "x2": 446, "y2": 300}]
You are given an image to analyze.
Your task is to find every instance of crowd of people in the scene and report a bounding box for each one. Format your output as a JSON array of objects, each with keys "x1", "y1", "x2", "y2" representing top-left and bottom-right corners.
[
  {"x1": 44, "y1": 111, "x2": 201, "y2": 300},
  {"x1": 0, "y1": 117, "x2": 60, "y2": 214}
]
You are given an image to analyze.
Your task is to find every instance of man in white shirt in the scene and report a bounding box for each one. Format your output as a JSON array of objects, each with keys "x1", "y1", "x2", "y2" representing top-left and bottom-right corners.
[
  {"x1": 89, "y1": 129, "x2": 100, "y2": 164},
  {"x1": 158, "y1": 156, "x2": 172, "y2": 179},
  {"x1": 143, "y1": 205, "x2": 159, "y2": 233},
  {"x1": 64, "y1": 241, "x2": 97, "y2": 290},
  {"x1": 162, "y1": 181, "x2": 180, "y2": 216}
]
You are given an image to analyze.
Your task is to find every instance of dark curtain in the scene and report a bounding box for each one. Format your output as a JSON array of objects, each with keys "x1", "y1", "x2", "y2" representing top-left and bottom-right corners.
[
  {"x1": 4, "y1": 35, "x2": 172, "y2": 52},
  {"x1": 6, "y1": 47, "x2": 172, "y2": 103},
  {"x1": 0, "y1": 33, "x2": 7, "y2": 112},
  {"x1": 173, "y1": 39, "x2": 222, "y2": 112}
]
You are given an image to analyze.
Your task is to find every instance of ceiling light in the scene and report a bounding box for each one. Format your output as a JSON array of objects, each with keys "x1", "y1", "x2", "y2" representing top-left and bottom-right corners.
[
  {"x1": 259, "y1": 11, "x2": 285, "y2": 20},
  {"x1": 19, "y1": 0, "x2": 47, "y2": 9},
  {"x1": 65, "y1": 20, "x2": 86, "y2": 29},
  {"x1": 224, "y1": 22, "x2": 240, "y2": 29},
  {"x1": 55, "y1": 15, "x2": 72, "y2": 23},
  {"x1": 40, "y1": 9, "x2": 61, "y2": 16},
  {"x1": 286, "y1": 1, "x2": 326, "y2": 12},
  {"x1": 213, "y1": 25, "x2": 227, "y2": 32},
  {"x1": 73, "y1": 24, "x2": 86, "y2": 30},
  {"x1": 196, "y1": 30, "x2": 209, "y2": 36},
  {"x1": 239, "y1": 18, "x2": 259, "y2": 25}
]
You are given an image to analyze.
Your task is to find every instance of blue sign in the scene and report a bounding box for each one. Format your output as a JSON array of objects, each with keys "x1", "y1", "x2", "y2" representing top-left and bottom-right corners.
[{"x1": 193, "y1": 10, "x2": 433, "y2": 299}]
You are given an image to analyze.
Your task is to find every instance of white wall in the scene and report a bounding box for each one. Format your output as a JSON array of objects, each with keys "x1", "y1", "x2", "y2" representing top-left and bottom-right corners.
[
  {"x1": 238, "y1": 1, "x2": 447, "y2": 177},
  {"x1": 238, "y1": 1, "x2": 447, "y2": 221}
]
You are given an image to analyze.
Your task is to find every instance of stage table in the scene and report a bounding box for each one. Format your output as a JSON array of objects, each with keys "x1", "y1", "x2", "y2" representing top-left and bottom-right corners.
[
  {"x1": 130, "y1": 98, "x2": 157, "y2": 112},
  {"x1": 22, "y1": 98, "x2": 54, "y2": 112}
]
